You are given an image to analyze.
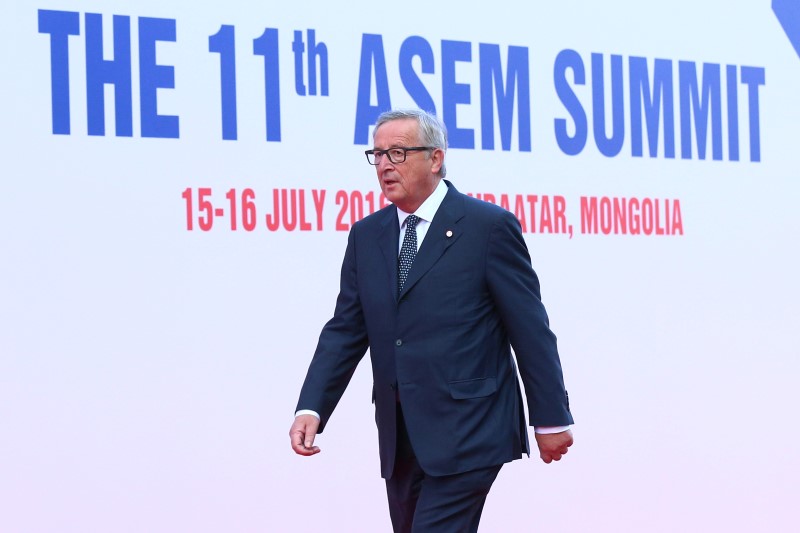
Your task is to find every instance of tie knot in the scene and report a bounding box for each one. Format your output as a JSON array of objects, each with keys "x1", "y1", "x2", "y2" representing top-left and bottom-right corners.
[{"x1": 405, "y1": 215, "x2": 420, "y2": 229}]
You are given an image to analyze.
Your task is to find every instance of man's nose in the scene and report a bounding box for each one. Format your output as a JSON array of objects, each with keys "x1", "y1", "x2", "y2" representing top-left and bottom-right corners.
[{"x1": 376, "y1": 153, "x2": 394, "y2": 171}]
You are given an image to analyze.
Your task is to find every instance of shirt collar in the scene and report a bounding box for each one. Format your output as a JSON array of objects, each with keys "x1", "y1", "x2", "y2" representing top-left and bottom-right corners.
[{"x1": 397, "y1": 179, "x2": 448, "y2": 227}]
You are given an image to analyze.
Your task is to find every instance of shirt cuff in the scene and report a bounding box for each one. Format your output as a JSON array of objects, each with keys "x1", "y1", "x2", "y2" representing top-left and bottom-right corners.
[
  {"x1": 534, "y1": 425, "x2": 571, "y2": 434},
  {"x1": 295, "y1": 409, "x2": 320, "y2": 420}
]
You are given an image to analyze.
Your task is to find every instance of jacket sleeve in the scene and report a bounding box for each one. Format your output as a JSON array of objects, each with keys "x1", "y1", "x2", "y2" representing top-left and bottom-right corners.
[
  {"x1": 295, "y1": 226, "x2": 370, "y2": 432},
  {"x1": 484, "y1": 210, "x2": 573, "y2": 427}
]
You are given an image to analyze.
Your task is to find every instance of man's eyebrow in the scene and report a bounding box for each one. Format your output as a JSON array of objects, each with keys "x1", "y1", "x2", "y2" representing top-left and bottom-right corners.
[{"x1": 371, "y1": 145, "x2": 405, "y2": 151}]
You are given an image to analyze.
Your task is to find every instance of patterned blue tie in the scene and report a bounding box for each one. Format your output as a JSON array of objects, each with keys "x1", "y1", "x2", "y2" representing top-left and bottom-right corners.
[{"x1": 398, "y1": 215, "x2": 420, "y2": 295}]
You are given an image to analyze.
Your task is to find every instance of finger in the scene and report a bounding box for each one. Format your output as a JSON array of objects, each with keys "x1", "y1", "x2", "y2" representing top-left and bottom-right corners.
[
  {"x1": 290, "y1": 429, "x2": 310, "y2": 455},
  {"x1": 290, "y1": 427, "x2": 302, "y2": 447},
  {"x1": 290, "y1": 417, "x2": 321, "y2": 456},
  {"x1": 302, "y1": 438, "x2": 321, "y2": 455},
  {"x1": 291, "y1": 435, "x2": 320, "y2": 456},
  {"x1": 302, "y1": 420, "x2": 320, "y2": 453},
  {"x1": 304, "y1": 428, "x2": 317, "y2": 449}
]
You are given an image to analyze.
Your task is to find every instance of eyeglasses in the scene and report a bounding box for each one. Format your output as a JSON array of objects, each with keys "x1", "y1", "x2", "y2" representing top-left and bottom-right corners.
[{"x1": 364, "y1": 146, "x2": 435, "y2": 165}]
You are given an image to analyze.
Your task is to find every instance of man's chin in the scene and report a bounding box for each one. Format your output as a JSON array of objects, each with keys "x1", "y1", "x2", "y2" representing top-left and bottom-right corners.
[{"x1": 381, "y1": 190, "x2": 402, "y2": 206}]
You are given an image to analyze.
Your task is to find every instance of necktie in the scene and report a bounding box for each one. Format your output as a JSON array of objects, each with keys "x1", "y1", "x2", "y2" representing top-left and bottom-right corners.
[{"x1": 398, "y1": 214, "x2": 420, "y2": 294}]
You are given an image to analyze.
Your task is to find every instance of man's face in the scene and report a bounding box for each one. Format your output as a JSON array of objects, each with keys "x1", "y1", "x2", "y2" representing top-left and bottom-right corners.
[{"x1": 373, "y1": 118, "x2": 444, "y2": 213}]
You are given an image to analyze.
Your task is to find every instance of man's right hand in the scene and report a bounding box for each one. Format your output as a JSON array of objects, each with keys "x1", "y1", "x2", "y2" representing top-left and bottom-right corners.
[{"x1": 290, "y1": 414, "x2": 321, "y2": 456}]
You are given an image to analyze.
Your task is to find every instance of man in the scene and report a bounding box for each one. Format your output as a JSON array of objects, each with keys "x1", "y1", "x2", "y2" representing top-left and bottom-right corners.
[{"x1": 290, "y1": 109, "x2": 573, "y2": 532}]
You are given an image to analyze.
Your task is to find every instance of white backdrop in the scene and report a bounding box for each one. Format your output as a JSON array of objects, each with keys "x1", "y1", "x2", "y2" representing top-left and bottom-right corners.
[{"x1": 2, "y1": 1, "x2": 799, "y2": 531}]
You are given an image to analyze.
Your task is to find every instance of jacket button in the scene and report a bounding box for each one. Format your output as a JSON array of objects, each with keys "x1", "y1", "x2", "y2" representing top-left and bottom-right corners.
[{"x1": 395, "y1": 339, "x2": 402, "y2": 347}]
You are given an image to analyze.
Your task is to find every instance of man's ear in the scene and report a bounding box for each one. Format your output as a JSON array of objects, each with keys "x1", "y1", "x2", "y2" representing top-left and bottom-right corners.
[{"x1": 430, "y1": 148, "x2": 445, "y2": 174}]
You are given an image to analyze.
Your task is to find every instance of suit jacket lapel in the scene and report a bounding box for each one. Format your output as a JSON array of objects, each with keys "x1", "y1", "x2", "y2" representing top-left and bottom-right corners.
[
  {"x1": 378, "y1": 205, "x2": 401, "y2": 301},
  {"x1": 400, "y1": 183, "x2": 465, "y2": 299}
]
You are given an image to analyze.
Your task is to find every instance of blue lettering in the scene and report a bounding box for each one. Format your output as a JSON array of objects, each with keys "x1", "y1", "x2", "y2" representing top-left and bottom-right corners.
[
  {"x1": 679, "y1": 61, "x2": 722, "y2": 160},
  {"x1": 208, "y1": 25, "x2": 237, "y2": 140},
  {"x1": 556, "y1": 51, "x2": 762, "y2": 162},
  {"x1": 554, "y1": 49, "x2": 587, "y2": 156},
  {"x1": 353, "y1": 34, "x2": 391, "y2": 145},
  {"x1": 740, "y1": 66, "x2": 765, "y2": 162},
  {"x1": 441, "y1": 40, "x2": 473, "y2": 149},
  {"x1": 139, "y1": 17, "x2": 178, "y2": 139},
  {"x1": 726, "y1": 65, "x2": 739, "y2": 161},
  {"x1": 292, "y1": 31, "x2": 306, "y2": 96},
  {"x1": 307, "y1": 29, "x2": 329, "y2": 96},
  {"x1": 591, "y1": 53, "x2": 624, "y2": 157},
  {"x1": 38, "y1": 10, "x2": 80, "y2": 135},
  {"x1": 629, "y1": 56, "x2": 675, "y2": 158},
  {"x1": 479, "y1": 44, "x2": 531, "y2": 151},
  {"x1": 399, "y1": 36, "x2": 436, "y2": 114},
  {"x1": 253, "y1": 28, "x2": 281, "y2": 142},
  {"x1": 85, "y1": 13, "x2": 132, "y2": 137}
]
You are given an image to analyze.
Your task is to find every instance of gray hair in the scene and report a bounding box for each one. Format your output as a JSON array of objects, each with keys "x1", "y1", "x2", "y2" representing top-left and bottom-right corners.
[{"x1": 373, "y1": 109, "x2": 448, "y2": 178}]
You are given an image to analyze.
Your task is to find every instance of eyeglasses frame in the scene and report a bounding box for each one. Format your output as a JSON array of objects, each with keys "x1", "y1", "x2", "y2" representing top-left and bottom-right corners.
[{"x1": 364, "y1": 146, "x2": 436, "y2": 165}]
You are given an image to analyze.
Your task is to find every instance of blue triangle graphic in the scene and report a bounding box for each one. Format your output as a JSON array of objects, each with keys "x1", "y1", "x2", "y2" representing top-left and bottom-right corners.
[{"x1": 774, "y1": 0, "x2": 800, "y2": 59}]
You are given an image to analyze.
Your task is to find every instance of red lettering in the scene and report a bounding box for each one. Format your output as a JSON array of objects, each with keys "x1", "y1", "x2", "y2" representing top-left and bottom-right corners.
[
  {"x1": 672, "y1": 199, "x2": 684, "y2": 235},
  {"x1": 580, "y1": 196, "x2": 598, "y2": 234},
  {"x1": 265, "y1": 189, "x2": 280, "y2": 231},
  {"x1": 642, "y1": 198, "x2": 653, "y2": 235},
  {"x1": 514, "y1": 195, "x2": 527, "y2": 232},
  {"x1": 312, "y1": 189, "x2": 326, "y2": 231},
  {"x1": 540, "y1": 195, "x2": 553, "y2": 233},
  {"x1": 527, "y1": 195, "x2": 539, "y2": 232},
  {"x1": 553, "y1": 196, "x2": 567, "y2": 234},
  {"x1": 335, "y1": 190, "x2": 349, "y2": 231},
  {"x1": 299, "y1": 190, "x2": 312, "y2": 231}
]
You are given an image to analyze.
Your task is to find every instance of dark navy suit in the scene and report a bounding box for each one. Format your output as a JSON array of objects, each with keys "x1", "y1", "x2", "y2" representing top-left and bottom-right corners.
[{"x1": 297, "y1": 181, "x2": 573, "y2": 483}]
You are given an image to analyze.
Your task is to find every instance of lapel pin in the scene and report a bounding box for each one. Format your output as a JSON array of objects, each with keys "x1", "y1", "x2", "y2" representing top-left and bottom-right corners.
[{"x1": 446, "y1": 230, "x2": 453, "y2": 238}]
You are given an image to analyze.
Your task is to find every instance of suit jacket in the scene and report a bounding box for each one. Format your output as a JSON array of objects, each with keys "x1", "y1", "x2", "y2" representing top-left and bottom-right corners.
[{"x1": 296, "y1": 181, "x2": 573, "y2": 478}]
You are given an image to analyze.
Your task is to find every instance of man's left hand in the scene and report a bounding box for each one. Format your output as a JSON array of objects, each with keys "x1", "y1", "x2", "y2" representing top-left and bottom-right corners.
[{"x1": 535, "y1": 429, "x2": 573, "y2": 463}]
